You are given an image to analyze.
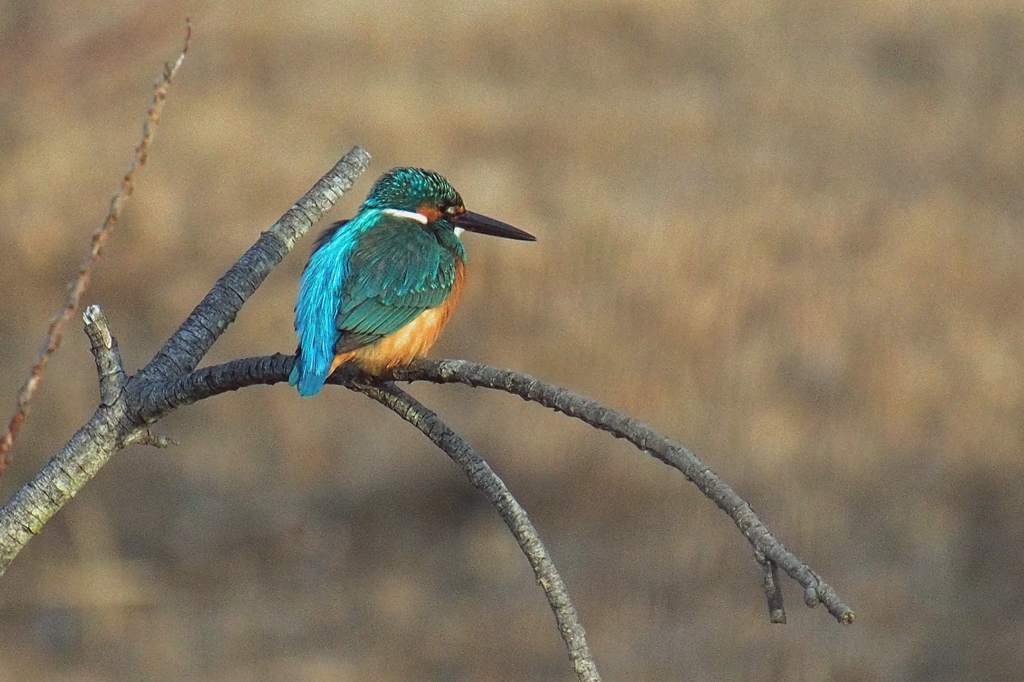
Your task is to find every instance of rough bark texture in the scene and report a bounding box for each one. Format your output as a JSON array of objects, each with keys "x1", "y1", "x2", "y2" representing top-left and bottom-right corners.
[{"x1": 0, "y1": 409, "x2": 127, "y2": 572}]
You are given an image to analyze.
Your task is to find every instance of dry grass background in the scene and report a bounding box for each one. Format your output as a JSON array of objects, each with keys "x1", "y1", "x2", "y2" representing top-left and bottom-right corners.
[{"x1": 2, "y1": 1, "x2": 1023, "y2": 679}]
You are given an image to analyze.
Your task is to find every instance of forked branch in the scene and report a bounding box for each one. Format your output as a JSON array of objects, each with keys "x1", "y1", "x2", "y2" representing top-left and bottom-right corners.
[
  {"x1": 392, "y1": 360, "x2": 855, "y2": 625},
  {"x1": 0, "y1": 148, "x2": 372, "y2": 578},
  {"x1": 138, "y1": 354, "x2": 856, "y2": 625},
  {"x1": 0, "y1": 144, "x2": 604, "y2": 679}
]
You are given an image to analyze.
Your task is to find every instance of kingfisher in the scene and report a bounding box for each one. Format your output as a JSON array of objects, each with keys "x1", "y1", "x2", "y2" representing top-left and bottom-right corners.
[{"x1": 289, "y1": 167, "x2": 536, "y2": 396}]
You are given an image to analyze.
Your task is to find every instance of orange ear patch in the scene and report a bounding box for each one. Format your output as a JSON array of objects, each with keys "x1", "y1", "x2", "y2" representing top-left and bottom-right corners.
[{"x1": 416, "y1": 203, "x2": 442, "y2": 223}]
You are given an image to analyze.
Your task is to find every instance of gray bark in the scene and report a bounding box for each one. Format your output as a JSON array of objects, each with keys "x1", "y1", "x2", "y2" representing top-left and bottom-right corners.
[{"x1": 0, "y1": 145, "x2": 856, "y2": 682}]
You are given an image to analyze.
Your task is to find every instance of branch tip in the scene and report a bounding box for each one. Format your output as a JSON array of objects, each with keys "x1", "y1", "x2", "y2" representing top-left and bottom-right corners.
[
  {"x1": 81, "y1": 306, "x2": 126, "y2": 406},
  {"x1": 755, "y1": 551, "x2": 787, "y2": 624},
  {"x1": 82, "y1": 305, "x2": 112, "y2": 348},
  {"x1": 164, "y1": 17, "x2": 192, "y2": 81}
]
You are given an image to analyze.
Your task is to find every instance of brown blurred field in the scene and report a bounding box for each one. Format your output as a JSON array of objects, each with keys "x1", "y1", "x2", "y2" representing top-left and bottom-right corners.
[{"x1": 2, "y1": 1, "x2": 1023, "y2": 679}]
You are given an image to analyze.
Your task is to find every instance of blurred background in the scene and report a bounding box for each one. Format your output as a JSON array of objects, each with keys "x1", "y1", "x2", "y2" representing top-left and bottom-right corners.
[{"x1": 2, "y1": 1, "x2": 1022, "y2": 679}]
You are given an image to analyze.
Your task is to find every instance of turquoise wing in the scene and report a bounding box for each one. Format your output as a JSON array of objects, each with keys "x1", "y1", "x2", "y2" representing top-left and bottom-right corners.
[{"x1": 335, "y1": 219, "x2": 457, "y2": 353}]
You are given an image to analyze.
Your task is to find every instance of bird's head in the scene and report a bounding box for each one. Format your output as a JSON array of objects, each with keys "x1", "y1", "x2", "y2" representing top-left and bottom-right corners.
[{"x1": 363, "y1": 167, "x2": 536, "y2": 241}]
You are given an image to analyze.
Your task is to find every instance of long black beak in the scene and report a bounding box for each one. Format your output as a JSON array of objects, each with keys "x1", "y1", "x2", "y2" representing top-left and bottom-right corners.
[{"x1": 452, "y1": 210, "x2": 536, "y2": 241}]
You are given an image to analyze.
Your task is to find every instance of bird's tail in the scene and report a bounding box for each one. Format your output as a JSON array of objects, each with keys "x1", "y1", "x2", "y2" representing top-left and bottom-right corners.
[{"x1": 289, "y1": 347, "x2": 328, "y2": 397}]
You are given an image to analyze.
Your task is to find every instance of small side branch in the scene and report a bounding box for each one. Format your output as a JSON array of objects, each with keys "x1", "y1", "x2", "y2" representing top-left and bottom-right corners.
[
  {"x1": 123, "y1": 429, "x2": 179, "y2": 449},
  {"x1": 0, "y1": 20, "x2": 192, "y2": 476},
  {"x1": 755, "y1": 552, "x2": 786, "y2": 624},
  {"x1": 352, "y1": 380, "x2": 601, "y2": 682},
  {"x1": 82, "y1": 306, "x2": 127, "y2": 406},
  {"x1": 0, "y1": 312, "x2": 138, "y2": 575}
]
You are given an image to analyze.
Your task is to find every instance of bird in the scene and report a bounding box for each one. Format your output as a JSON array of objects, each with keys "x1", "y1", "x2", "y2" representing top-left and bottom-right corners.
[{"x1": 289, "y1": 167, "x2": 536, "y2": 397}]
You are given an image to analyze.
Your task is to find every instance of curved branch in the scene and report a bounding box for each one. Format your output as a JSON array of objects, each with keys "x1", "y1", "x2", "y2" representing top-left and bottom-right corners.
[
  {"x1": 352, "y1": 380, "x2": 600, "y2": 682},
  {"x1": 394, "y1": 359, "x2": 855, "y2": 625},
  {"x1": 138, "y1": 361, "x2": 603, "y2": 677},
  {"x1": 138, "y1": 145, "x2": 371, "y2": 382},
  {"x1": 139, "y1": 355, "x2": 855, "y2": 625},
  {"x1": 95, "y1": 348, "x2": 605, "y2": 678}
]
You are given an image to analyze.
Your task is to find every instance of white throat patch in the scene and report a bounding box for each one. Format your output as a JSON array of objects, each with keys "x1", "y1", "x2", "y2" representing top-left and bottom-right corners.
[
  {"x1": 453, "y1": 227, "x2": 464, "y2": 238},
  {"x1": 381, "y1": 208, "x2": 429, "y2": 224}
]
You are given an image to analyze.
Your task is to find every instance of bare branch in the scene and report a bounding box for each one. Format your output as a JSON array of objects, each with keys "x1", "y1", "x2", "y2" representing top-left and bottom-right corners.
[
  {"x1": 393, "y1": 359, "x2": 856, "y2": 625},
  {"x1": 133, "y1": 354, "x2": 855, "y2": 625},
  {"x1": 0, "y1": 311, "x2": 148, "y2": 575},
  {"x1": 138, "y1": 146, "x2": 372, "y2": 383},
  {"x1": 353, "y1": 380, "x2": 601, "y2": 682},
  {"x1": 0, "y1": 148, "x2": 370, "y2": 576},
  {"x1": 0, "y1": 20, "x2": 192, "y2": 476},
  {"x1": 0, "y1": 35, "x2": 857, "y2": 669},
  {"x1": 0, "y1": 409, "x2": 125, "y2": 573}
]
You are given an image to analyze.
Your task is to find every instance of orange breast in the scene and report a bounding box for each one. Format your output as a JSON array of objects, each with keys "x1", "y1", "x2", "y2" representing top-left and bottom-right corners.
[{"x1": 331, "y1": 260, "x2": 466, "y2": 375}]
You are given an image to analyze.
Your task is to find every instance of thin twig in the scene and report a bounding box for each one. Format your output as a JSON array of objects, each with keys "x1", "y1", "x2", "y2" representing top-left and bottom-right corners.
[
  {"x1": 755, "y1": 551, "x2": 787, "y2": 624},
  {"x1": 0, "y1": 19, "x2": 192, "y2": 476},
  {"x1": 122, "y1": 429, "x2": 179, "y2": 449},
  {"x1": 353, "y1": 380, "x2": 601, "y2": 682}
]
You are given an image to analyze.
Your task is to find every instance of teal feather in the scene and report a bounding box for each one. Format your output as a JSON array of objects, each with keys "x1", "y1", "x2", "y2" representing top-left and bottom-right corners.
[
  {"x1": 290, "y1": 202, "x2": 465, "y2": 397},
  {"x1": 361, "y1": 167, "x2": 462, "y2": 212},
  {"x1": 335, "y1": 216, "x2": 459, "y2": 343},
  {"x1": 289, "y1": 213, "x2": 369, "y2": 396}
]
